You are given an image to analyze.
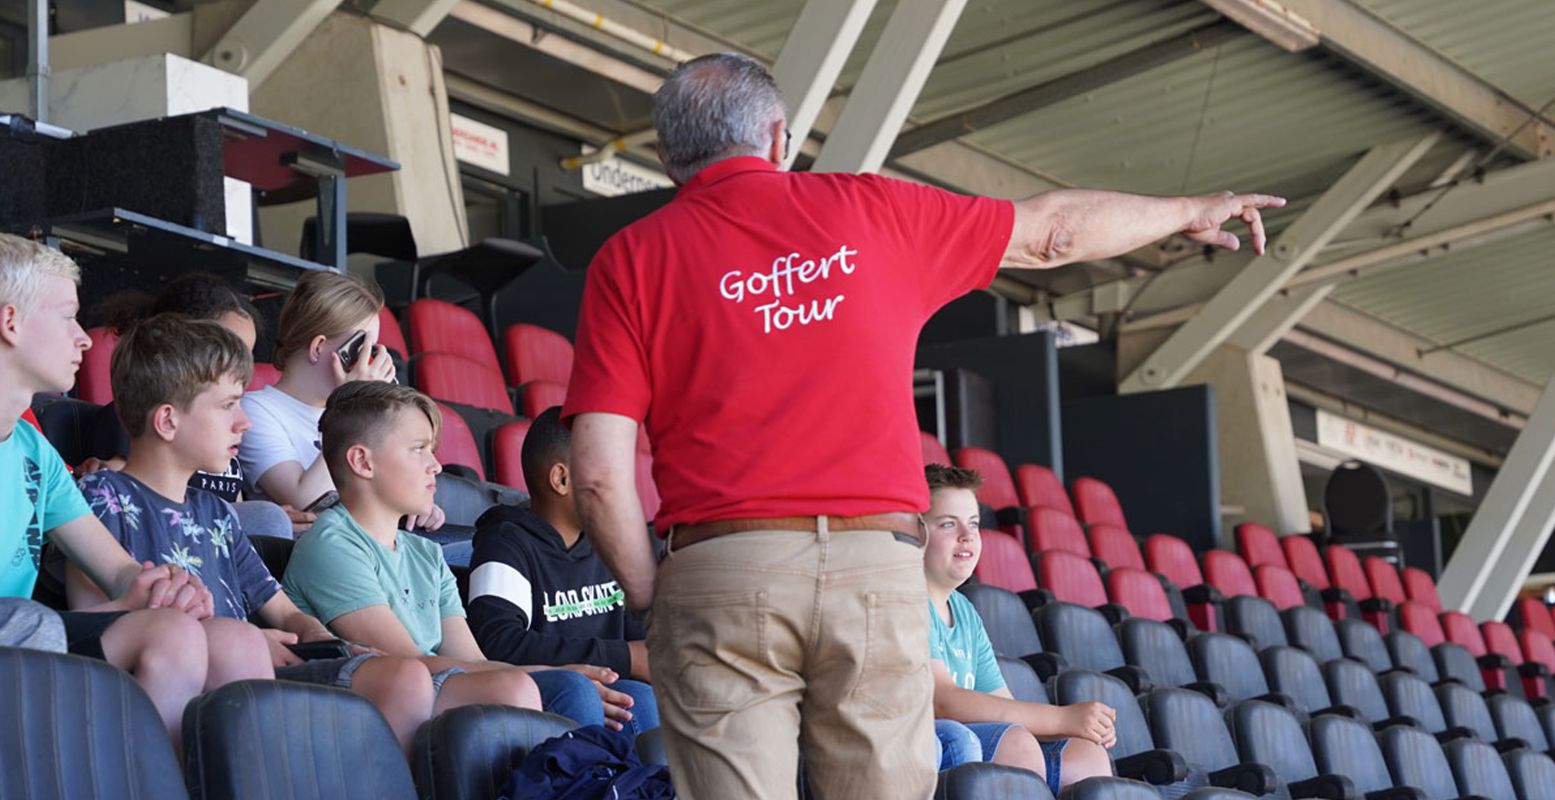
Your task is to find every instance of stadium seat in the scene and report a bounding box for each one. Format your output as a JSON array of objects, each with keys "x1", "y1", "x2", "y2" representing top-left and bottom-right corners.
[
  {"x1": 1309, "y1": 715, "x2": 1398, "y2": 796},
  {"x1": 973, "y1": 529, "x2": 1040, "y2": 595},
  {"x1": 1484, "y1": 620, "x2": 1547, "y2": 698},
  {"x1": 247, "y1": 362, "x2": 281, "y2": 392},
  {"x1": 1227, "y1": 699, "x2": 1355, "y2": 800},
  {"x1": 1052, "y1": 669, "x2": 1199, "y2": 792},
  {"x1": 1443, "y1": 738, "x2": 1519, "y2": 800},
  {"x1": 1325, "y1": 657, "x2": 1414, "y2": 730},
  {"x1": 920, "y1": 431, "x2": 951, "y2": 468},
  {"x1": 1489, "y1": 693, "x2": 1553, "y2": 754},
  {"x1": 1504, "y1": 748, "x2": 1555, "y2": 800},
  {"x1": 1106, "y1": 567, "x2": 1178, "y2": 624},
  {"x1": 1380, "y1": 670, "x2": 1466, "y2": 741},
  {"x1": 934, "y1": 762, "x2": 1054, "y2": 800},
  {"x1": 1260, "y1": 645, "x2": 1343, "y2": 718},
  {"x1": 1034, "y1": 550, "x2": 1113, "y2": 613},
  {"x1": 1283, "y1": 604, "x2": 1345, "y2": 665},
  {"x1": 1365, "y1": 556, "x2": 1410, "y2": 607},
  {"x1": 75, "y1": 326, "x2": 119, "y2": 404},
  {"x1": 182, "y1": 679, "x2": 416, "y2": 800},
  {"x1": 517, "y1": 379, "x2": 568, "y2": 421},
  {"x1": 1071, "y1": 477, "x2": 1128, "y2": 529},
  {"x1": 1325, "y1": 545, "x2": 1390, "y2": 629},
  {"x1": 1436, "y1": 682, "x2": 1503, "y2": 744},
  {"x1": 1520, "y1": 628, "x2": 1555, "y2": 674},
  {"x1": 1146, "y1": 688, "x2": 1280, "y2": 796},
  {"x1": 961, "y1": 584, "x2": 1063, "y2": 679},
  {"x1": 1378, "y1": 725, "x2": 1473, "y2": 799},
  {"x1": 0, "y1": 647, "x2": 189, "y2": 800},
  {"x1": 1403, "y1": 566, "x2": 1445, "y2": 614},
  {"x1": 1013, "y1": 463, "x2": 1073, "y2": 516},
  {"x1": 952, "y1": 447, "x2": 1020, "y2": 510},
  {"x1": 501, "y1": 323, "x2": 573, "y2": 387},
  {"x1": 491, "y1": 420, "x2": 531, "y2": 492},
  {"x1": 411, "y1": 705, "x2": 577, "y2": 800},
  {"x1": 1281, "y1": 535, "x2": 1336, "y2": 595},
  {"x1": 1055, "y1": 777, "x2": 1171, "y2": 799},
  {"x1": 1145, "y1": 534, "x2": 1221, "y2": 633},
  {"x1": 1033, "y1": 603, "x2": 1147, "y2": 691},
  {"x1": 377, "y1": 305, "x2": 409, "y2": 360},
  {"x1": 1202, "y1": 551, "x2": 1257, "y2": 599},
  {"x1": 1442, "y1": 612, "x2": 1486, "y2": 656},
  {"x1": 407, "y1": 298, "x2": 502, "y2": 375},
  {"x1": 414, "y1": 352, "x2": 513, "y2": 414},
  {"x1": 1338, "y1": 617, "x2": 1397, "y2": 674},
  {"x1": 996, "y1": 656, "x2": 1048, "y2": 704},
  {"x1": 434, "y1": 402, "x2": 485, "y2": 481},
  {"x1": 1515, "y1": 599, "x2": 1555, "y2": 640},
  {"x1": 248, "y1": 535, "x2": 294, "y2": 581},
  {"x1": 1397, "y1": 604, "x2": 1494, "y2": 692},
  {"x1": 1233, "y1": 523, "x2": 1288, "y2": 571},
  {"x1": 1223, "y1": 592, "x2": 1289, "y2": 652},
  {"x1": 1028, "y1": 507, "x2": 1091, "y2": 558},
  {"x1": 1118, "y1": 617, "x2": 1220, "y2": 702},
  {"x1": 1388, "y1": 628, "x2": 1446, "y2": 684},
  {"x1": 1089, "y1": 523, "x2": 1146, "y2": 570},
  {"x1": 1250, "y1": 564, "x2": 1304, "y2": 612},
  {"x1": 1188, "y1": 633, "x2": 1290, "y2": 709}
]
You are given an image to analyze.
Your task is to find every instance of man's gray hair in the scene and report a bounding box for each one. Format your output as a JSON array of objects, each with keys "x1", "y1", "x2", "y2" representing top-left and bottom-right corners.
[{"x1": 653, "y1": 52, "x2": 786, "y2": 184}]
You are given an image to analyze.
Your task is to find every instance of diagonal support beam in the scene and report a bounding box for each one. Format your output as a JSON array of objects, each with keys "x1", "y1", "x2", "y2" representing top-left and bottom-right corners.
[
  {"x1": 1121, "y1": 133, "x2": 1438, "y2": 393},
  {"x1": 370, "y1": 0, "x2": 461, "y2": 37},
  {"x1": 890, "y1": 20, "x2": 1242, "y2": 160},
  {"x1": 1225, "y1": 283, "x2": 1333, "y2": 355},
  {"x1": 771, "y1": 0, "x2": 879, "y2": 170},
  {"x1": 811, "y1": 0, "x2": 967, "y2": 174},
  {"x1": 1440, "y1": 373, "x2": 1555, "y2": 619},
  {"x1": 203, "y1": 0, "x2": 344, "y2": 87}
]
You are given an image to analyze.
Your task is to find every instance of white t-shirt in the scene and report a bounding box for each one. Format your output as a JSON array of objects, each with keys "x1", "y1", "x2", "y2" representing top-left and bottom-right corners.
[{"x1": 239, "y1": 385, "x2": 326, "y2": 503}]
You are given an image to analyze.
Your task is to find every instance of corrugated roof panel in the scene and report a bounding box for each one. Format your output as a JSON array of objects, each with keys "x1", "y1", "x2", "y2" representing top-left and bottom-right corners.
[{"x1": 1352, "y1": 0, "x2": 1555, "y2": 108}]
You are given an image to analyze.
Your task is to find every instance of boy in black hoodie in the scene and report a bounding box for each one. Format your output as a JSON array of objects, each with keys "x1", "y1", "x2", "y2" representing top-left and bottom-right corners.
[{"x1": 469, "y1": 406, "x2": 658, "y2": 732}]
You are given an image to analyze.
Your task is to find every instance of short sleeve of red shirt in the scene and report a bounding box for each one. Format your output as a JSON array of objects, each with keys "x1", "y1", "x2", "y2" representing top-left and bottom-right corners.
[
  {"x1": 868, "y1": 175, "x2": 1015, "y2": 315},
  {"x1": 564, "y1": 242, "x2": 651, "y2": 424}
]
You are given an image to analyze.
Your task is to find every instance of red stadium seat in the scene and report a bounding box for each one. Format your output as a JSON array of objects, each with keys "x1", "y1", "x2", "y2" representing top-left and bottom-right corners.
[
  {"x1": 1441, "y1": 611, "x2": 1486, "y2": 657},
  {"x1": 407, "y1": 299, "x2": 501, "y2": 375},
  {"x1": 413, "y1": 352, "x2": 513, "y2": 414},
  {"x1": 76, "y1": 327, "x2": 119, "y2": 404},
  {"x1": 635, "y1": 449, "x2": 661, "y2": 521},
  {"x1": 1106, "y1": 567, "x2": 1174, "y2": 622},
  {"x1": 432, "y1": 402, "x2": 484, "y2": 481},
  {"x1": 1036, "y1": 549, "x2": 1108, "y2": 609},
  {"x1": 972, "y1": 530, "x2": 1038, "y2": 594},
  {"x1": 1014, "y1": 464, "x2": 1073, "y2": 516},
  {"x1": 952, "y1": 447, "x2": 1020, "y2": 511},
  {"x1": 1145, "y1": 534, "x2": 1218, "y2": 632},
  {"x1": 1326, "y1": 546, "x2": 1390, "y2": 630},
  {"x1": 1520, "y1": 629, "x2": 1555, "y2": 673},
  {"x1": 519, "y1": 379, "x2": 568, "y2": 421},
  {"x1": 1028, "y1": 508, "x2": 1090, "y2": 558},
  {"x1": 1235, "y1": 523, "x2": 1289, "y2": 570},
  {"x1": 1281, "y1": 535, "x2": 1331, "y2": 590},
  {"x1": 1071, "y1": 477, "x2": 1127, "y2": 529},
  {"x1": 377, "y1": 305, "x2": 408, "y2": 359},
  {"x1": 1254, "y1": 564, "x2": 1305, "y2": 611},
  {"x1": 492, "y1": 420, "x2": 530, "y2": 493},
  {"x1": 1481, "y1": 621, "x2": 1523, "y2": 664},
  {"x1": 502, "y1": 323, "x2": 574, "y2": 387},
  {"x1": 1088, "y1": 524, "x2": 1146, "y2": 571},
  {"x1": 920, "y1": 431, "x2": 951, "y2": 467},
  {"x1": 1397, "y1": 601, "x2": 1445, "y2": 647},
  {"x1": 1401, "y1": 567, "x2": 1443, "y2": 614},
  {"x1": 247, "y1": 362, "x2": 281, "y2": 392},
  {"x1": 20, "y1": 407, "x2": 38, "y2": 431},
  {"x1": 1364, "y1": 557, "x2": 1408, "y2": 606},
  {"x1": 1515, "y1": 598, "x2": 1555, "y2": 640},
  {"x1": 1203, "y1": 550, "x2": 1257, "y2": 599}
]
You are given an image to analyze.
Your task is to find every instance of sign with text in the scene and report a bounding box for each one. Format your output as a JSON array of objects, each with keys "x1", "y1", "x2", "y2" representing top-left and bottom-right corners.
[
  {"x1": 451, "y1": 113, "x2": 510, "y2": 176},
  {"x1": 580, "y1": 147, "x2": 673, "y2": 197},
  {"x1": 1315, "y1": 408, "x2": 1472, "y2": 496}
]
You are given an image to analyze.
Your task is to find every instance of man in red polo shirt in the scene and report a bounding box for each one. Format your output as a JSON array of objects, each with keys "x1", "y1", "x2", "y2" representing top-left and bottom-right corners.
[{"x1": 563, "y1": 53, "x2": 1283, "y2": 799}]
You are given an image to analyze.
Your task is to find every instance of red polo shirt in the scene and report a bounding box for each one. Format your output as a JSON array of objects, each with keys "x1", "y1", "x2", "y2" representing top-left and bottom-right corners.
[{"x1": 563, "y1": 157, "x2": 1013, "y2": 530}]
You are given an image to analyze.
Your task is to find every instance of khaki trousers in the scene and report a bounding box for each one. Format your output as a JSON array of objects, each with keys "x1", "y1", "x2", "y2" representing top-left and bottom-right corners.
[{"x1": 647, "y1": 522, "x2": 937, "y2": 800}]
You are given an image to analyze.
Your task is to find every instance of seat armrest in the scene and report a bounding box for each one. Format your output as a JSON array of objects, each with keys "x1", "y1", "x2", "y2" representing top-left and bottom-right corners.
[
  {"x1": 1477, "y1": 654, "x2": 1515, "y2": 670},
  {"x1": 1494, "y1": 737, "x2": 1530, "y2": 753},
  {"x1": 1104, "y1": 665, "x2": 1153, "y2": 695},
  {"x1": 1364, "y1": 789, "x2": 1427, "y2": 800},
  {"x1": 1313, "y1": 704, "x2": 1362, "y2": 720},
  {"x1": 1017, "y1": 589, "x2": 1053, "y2": 612},
  {"x1": 1251, "y1": 691, "x2": 1298, "y2": 710},
  {"x1": 1183, "y1": 584, "x2": 1225, "y2": 605},
  {"x1": 1289, "y1": 774, "x2": 1358, "y2": 800},
  {"x1": 1435, "y1": 726, "x2": 1477, "y2": 743},
  {"x1": 1185, "y1": 681, "x2": 1230, "y2": 708},
  {"x1": 1166, "y1": 617, "x2": 1193, "y2": 640},
  {"x1": 1358, "y1": 597, "x2": 1393, "y2": 614},
  {"x1": 1113, "y1": 749, "x2": 1188, "y2": 785},
  {"x1": 993, "y1": 506, "x2": 1024, "y2": 530},
  {"x1": 1372, "y1": 714, "x2": 1422, "y2": 731},
  {"x1": 1208, "y1": 762, "x2": 1277, "y2": 795},
  {"x1": 1097, "y1": 603, "x2": 1130, "y2": 625},
  {"x1": 1020, "y1": 652, "x2": 1065, "y2": 683},
  {"x1": 1321, "y1": 587, "x2": 1355, "y2": 604}
]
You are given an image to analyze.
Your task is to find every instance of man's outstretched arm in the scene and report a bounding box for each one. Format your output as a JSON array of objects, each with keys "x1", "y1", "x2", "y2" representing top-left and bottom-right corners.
[{"x1": 1003, "y1": 189, "x2": 1286, "y2": 270}]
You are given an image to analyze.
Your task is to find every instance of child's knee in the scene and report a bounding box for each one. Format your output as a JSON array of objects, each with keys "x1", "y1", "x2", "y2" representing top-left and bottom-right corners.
[
  {"x1": 354, "y1": 657, "x2": 435, "y2": 712},
  {"x1": 1062, "y1": 738, "x2": 1113, "y2": 782},
  {"x1": 202, "y1": 618, "x2": 272, "y2": 682},
  {"x1": 109, "y1": 608, "x2": 205, "y2": 674},
  {"x1": 992, "y1": 728, "x2": 1047, "y2": 778}
]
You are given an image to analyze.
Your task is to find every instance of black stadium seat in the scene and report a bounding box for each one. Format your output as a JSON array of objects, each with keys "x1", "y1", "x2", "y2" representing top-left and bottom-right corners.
[
  {"x1": 934, "y1": 762, "x2": 1053, "y2": 799},
  {"x1": 1503, "y1": 748, "x2": 1555, "y2": 800},
  {"x1": 1283, "y1": 605, "x2": 1345, "y2": 665},
  {"x1": 1223, "y1": 593, "x2": 1289, "y2": 652},
  {"x1": 1060, "y1": 776, "x2": 1165, "y2": 799},
  {"x1": 1188, "y1": 633, "x2": 1290, "y2": 709},
  {"x1": 182, "y1": 680, "x2": 416, "y2": 800},
  {"x1": 1034, "y1": 602, "x2": 1149, "y2": 690},
  {"x1": 1435, "y1": 682, "x2": 1503, "y2": 746},
  {"x1": 1325, "y1": 657, "x2": 1417, "y2": 731},
  {"x1": 1489, "y1": 693, "x2": 1552, "y2": 755},
  {"x1": 1227, "y1": 699, "x2": 1357, "y2": 800},
  {"x1": 411, "y1": 705, "x2": 578, "y2": 800},
  {"x1": 1053, "y1": 669, "x2": 1205, "y2": 793},
  {"x1": 1380, "y1": 670, "x2": 1471, "y2": 742},
  {"x1": 1144, "y1": 688, "x2": 1279, "y2": 797},
  {"x1": 1442, "y1": 738, "x2": 1518, "y2": 800},
  {"x1": 1379, "y1": 725, "x2": 1472, "y2": 799},
  {"x1": 248, "y1": 535, "x2": 294, "y2": 581},
  {"x1": 996, "y1": 655, "x2": 1048, "y2": 704},
  {"x1": 1119, "y1": 617, "x2": 1223, "y2": 703},
  {"x1": 1338, "y1": 618, "x2": 1398, "y2": 674},
  {"x1": 960, "y1": 583, "x2": 1064, "y2": 678},
  {"x1": 0, "y1": 647, "x2": 189, "y2": 800},
  {"x1": 1308, "y1": 714, "x2": 1400, "y2": 798},
  {"x1": 1260, "y1": 645, "x2": 1345, "y2": 718}
]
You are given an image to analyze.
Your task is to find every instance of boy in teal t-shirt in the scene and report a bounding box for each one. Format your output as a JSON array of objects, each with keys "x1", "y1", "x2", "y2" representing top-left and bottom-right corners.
[{"x1": 922, "y1": 463, "x2": 1116, "y2": 794}]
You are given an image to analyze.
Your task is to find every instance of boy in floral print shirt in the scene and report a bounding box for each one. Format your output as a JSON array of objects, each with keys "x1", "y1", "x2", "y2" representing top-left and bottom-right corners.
[{"x1": 67, "y1": 313, "x2": 458, "y2": 757}]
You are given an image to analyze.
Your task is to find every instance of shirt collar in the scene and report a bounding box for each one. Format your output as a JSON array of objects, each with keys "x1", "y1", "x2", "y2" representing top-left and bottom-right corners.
[{"x1": 677, "y1": 156, "x2": 779, "y2": 196}]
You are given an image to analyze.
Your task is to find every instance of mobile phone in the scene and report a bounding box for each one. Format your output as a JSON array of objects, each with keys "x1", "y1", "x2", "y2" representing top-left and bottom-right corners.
[
  {"x1": 336, "y1": 330, "x2": 368, "y2": 372},
  {"x1": 285, "y1": 639, "x2": 352, "y2": 661},
  {"x1": 303, "y1": 490, "x2": 339, "y2": 514}
]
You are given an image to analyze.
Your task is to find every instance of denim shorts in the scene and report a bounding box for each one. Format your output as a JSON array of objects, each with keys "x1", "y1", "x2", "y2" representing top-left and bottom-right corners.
[
  {"x1": 938, "y1": 719, "x2": 1068, "y2": 796},
  {"x1": 275, "y1": 653, "x2": 465, "y2": 693}
]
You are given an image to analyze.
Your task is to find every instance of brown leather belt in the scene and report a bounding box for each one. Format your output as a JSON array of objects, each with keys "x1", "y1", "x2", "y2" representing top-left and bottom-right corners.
[{"x1": 669, "y1": 512, "x2": 923, "y2": 551}]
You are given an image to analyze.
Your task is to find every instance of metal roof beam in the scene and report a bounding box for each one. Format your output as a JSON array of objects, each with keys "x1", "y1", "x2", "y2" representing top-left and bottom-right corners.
[
  {"x1": 889, "y1": 19, "x2": 1243, "y2": 160},
  {"x1": 1210, "y1": 0, "x2": 1555, "y2": 159},
  {"x1": 370, "y1": 0, "x2": 461, "y2": 37},
  {"x1": 771, "y1": 0, "x2": 879, "y2": 170},
  {"x1": 812, "y1": 0, "x2": 967, "y2": 174},
  {"x1": 1121, "y1": 133, "x2": 1437, "y2": 392},
  {"x1": 201, "y1": 0, "x2": 343, "y2": 86}
]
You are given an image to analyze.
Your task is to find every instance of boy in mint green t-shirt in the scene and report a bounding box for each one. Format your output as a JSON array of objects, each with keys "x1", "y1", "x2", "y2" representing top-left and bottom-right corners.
[{"x1": 922, "y1": 463, "x2": 1116, "y2": 794}]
